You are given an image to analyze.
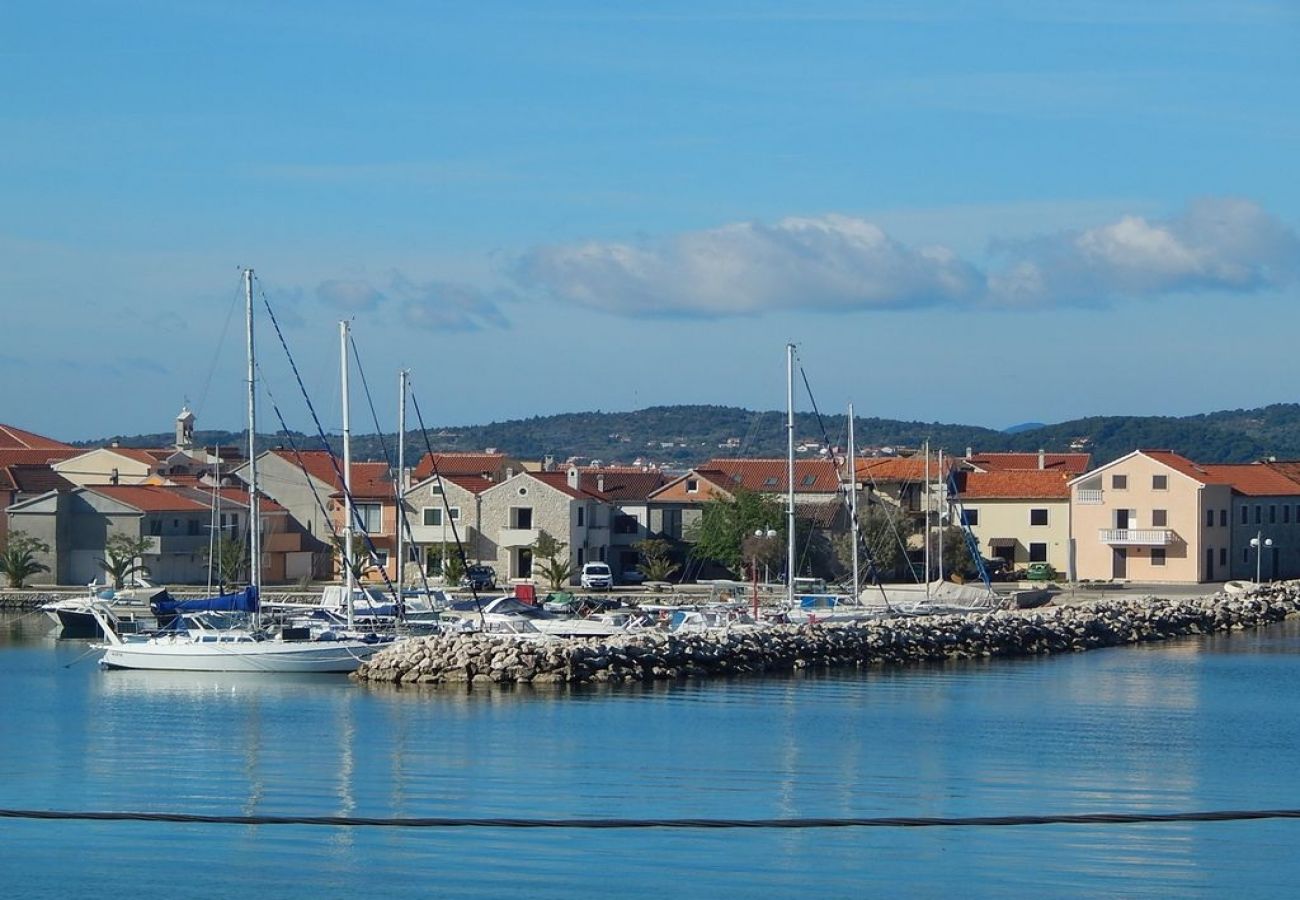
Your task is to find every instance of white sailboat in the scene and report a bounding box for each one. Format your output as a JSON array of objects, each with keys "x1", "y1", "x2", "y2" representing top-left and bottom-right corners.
[{"x1": 90, "y1": 269, "x2": 390, "y2": 674}]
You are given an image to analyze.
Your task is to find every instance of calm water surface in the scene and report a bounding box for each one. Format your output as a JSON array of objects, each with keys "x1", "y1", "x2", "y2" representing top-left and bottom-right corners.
[{"x1": 3, "y1": 609, "x2": 1299, "y2": 898}]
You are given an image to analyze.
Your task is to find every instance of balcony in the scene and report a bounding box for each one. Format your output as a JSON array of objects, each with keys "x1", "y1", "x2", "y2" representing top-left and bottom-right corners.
[
  {"x1": 1076, "y1": 489, "x2": 1104, "y2": 505},
  {"x1": 1099, "y1": 528, "x2": 1173, "y2": 546},
  {"x1": 498, "y1": 527, "x2": 540, "y2": 548}
]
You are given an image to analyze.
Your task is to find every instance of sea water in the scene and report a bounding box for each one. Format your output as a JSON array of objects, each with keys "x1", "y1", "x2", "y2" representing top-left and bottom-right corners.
[{"x1": 3, "y1": 609, "x2": 1299, "y2": 898}]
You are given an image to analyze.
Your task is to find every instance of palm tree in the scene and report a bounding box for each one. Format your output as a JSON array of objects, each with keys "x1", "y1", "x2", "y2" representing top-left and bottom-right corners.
[
  {"x1": 0, "y1": 531, "x2": 50, "y2": 588},
  {"x1": 97, "y1": 534, "x2": 153, "y2": 589}
]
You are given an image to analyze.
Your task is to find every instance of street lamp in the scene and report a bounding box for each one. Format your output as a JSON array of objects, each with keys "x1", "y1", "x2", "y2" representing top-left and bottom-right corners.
[
  {"x1": 1250, "y1": 530, "x2": 1274, "y2": 584},
  {"x1": 751, "y1": 529, "x2": 778, "y2": 618}
]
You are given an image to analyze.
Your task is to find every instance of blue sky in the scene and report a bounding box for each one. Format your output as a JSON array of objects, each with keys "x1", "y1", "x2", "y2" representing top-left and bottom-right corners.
[{"x1": 3, "y1": 1, "x2": 1298, "y2": 442}]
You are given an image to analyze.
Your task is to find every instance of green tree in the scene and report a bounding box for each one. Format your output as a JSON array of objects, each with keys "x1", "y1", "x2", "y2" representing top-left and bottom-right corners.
[
  {"x1": 634, "y1": 537, "x2": 680, "y2": 582},
  {"x1": 97, "y1": 534, "x2": 153, "y2": 589},
  {"x1": 687, "y1": 487, "x2": 787, "y2": 573},
  {"x1": 0, "y1": 530, "x2": 51, "y2": 588},
  {"x1": 437, "y1": 544, "x2": 467, "y2": 585},
  {"x1": 532, "y1": 529, "x2": 575, "y2": 591},
  {"x1": 835, "y1": 503, "x2": 916, "y2": 583},
  {"x1": 332, "y1": 536, "x2": 377, "y2": 583},
  {"x1": 203, "y1": 535, "x2": 247, "y2": 587}
]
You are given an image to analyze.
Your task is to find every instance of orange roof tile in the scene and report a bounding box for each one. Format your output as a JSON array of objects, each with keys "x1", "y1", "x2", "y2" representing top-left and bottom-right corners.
[
  {"x1": 965, "y1": 452, "x2": 1091, "y2": 474},
  {"x1": 855, "y1": 456, "x2": 957, "y2": 483},
  {"x1": 530, "y1": 470, "x2": 609, "y2": 500},
  {"x1": 0, "y1": 448, "x2": 81, "y2": 468},
  {"x1": 0, "y1": 424, "x2": 73, "y2": 451},
  {"x1": 268, "y1": 449, "x2": 346, "y2": 489},
  {"x1": 90, "y1": 485, "x2": 211, "y2": 512},
  {"x1": 413, "y1": 452, "x2": 512, "y2": 481},
  {"x1": 702, "y1": 458, "x2": 842, "y2": 493},
  {"x1": 1200, "y1": 463, "x2": 1300, "y2": 497},
  {"x1": 957, "y1": 470, "x2": 1072, "y2": 500}
]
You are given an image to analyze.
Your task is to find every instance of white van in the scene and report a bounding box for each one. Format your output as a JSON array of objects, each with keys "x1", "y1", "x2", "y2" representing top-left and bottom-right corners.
[{"x1": 580, "y1": 562, "x2": 613, "y2": 590}]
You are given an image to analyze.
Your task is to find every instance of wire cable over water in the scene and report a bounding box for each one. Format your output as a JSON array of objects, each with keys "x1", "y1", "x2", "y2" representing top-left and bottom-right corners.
[{"x1": 4, "y1": 808, "x2": 1300, "y2": 829}]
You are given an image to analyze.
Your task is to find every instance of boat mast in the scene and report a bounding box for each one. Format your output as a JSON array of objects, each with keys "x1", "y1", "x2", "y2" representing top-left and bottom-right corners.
[
  {"x1": 937, "y1": 448, "x2": 945, "y2": 584},
  {"x1": 340, "y1": 320, "x2": 355, "y2": 630},
  {"x1": 396, "y1": 368, "x2": 408, "y2": 600},
  {"x1": 786, "y1": 342, "x2": 796, "y2": 610},
  {"x1": 923, "y1": 438, "x2": 930, "y2": 600},
  {"x1": 244, "y1": 268, "x2": 261, "y2": 627},
  {"x1": 848, "y1": 402, "x2": 860, "y2": 602}
]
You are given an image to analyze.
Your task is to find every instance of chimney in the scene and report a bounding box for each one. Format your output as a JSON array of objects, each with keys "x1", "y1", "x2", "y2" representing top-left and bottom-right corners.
[
  {"x1": 597, "y1": 474, "x2": 605, "y2": 492},
  {"x1": 1038, "y1": 449, "x2": 1046, "y2": 470},
  {"x1": 966, "y1": 446, "x2": 973, "y2": 459},
  {"x1": 567, "y1": 466, "x2": 580, "y2": 490},
  {"x1": 505, "y1": 467, "x2": 514, "y2": 480}
]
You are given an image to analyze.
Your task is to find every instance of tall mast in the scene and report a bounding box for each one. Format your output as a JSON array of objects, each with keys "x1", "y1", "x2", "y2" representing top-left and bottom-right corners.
[
  {"x1": 848, "y1": 402, "x2": 860, "y2": 602},
  {"x1": 340, "y1": 320, "x2": 355, "y2": 630},
  {"x1": 923, "y1": 439, "x2": 930, "y2": 599},
  {"x1": 244, "y1": 268, "x2": 261, "y2": 625},
  {"x1": 786, "y1": 342, "x2": 796, "y2": 610},
  {"x1": 937, "y1": 448, "x2": 945, "y2": 584},
  {"x1": 396, "y1": 369, "x2": 408, "y2": 600}
]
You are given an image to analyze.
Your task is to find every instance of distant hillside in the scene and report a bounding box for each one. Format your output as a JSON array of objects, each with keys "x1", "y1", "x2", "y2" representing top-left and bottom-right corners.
[{"x1": 79, "y1": 402, "x2": 1300, "y2": 469}]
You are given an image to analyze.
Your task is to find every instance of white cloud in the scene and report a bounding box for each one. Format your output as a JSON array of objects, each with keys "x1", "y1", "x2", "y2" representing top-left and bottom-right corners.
[
  {"x1": 514, "y1": 198, "x2": 1299, "y2": 318},
  {"x1": 987, "y1": 197, "x2": 1300, "y2": 306},
  {"x1": 515, "y1": 213, "x2": 984, "y2": 317},
  {"x1": 315, "y1": 273, "x2": 509, "y2": 332}
]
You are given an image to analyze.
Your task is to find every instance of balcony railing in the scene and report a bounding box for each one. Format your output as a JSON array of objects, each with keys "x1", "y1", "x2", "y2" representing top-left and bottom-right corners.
[
  {"x1": 1076, "y1": 489, "x2": 1104, "y2": 505},
  {"x1": 1099, "y1": 528, "x2": 1173, "y2": 546}
]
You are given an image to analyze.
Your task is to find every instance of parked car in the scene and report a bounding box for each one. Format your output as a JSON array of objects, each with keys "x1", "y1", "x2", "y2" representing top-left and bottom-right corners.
[
  {"x1": 580, "y1": 562, "x2": 613, "y2": 590},
  {"x1": 1025, "y1": 562, "x2": 1057, "y2": 582},
  {"x1": 460, "y1": 565, "x2": 497, "y2": 591}
]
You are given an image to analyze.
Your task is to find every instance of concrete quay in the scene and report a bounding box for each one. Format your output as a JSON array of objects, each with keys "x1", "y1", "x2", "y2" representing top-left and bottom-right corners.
[{"x1": 352, "y1": 582, "x2": 1300, "y2": 687}]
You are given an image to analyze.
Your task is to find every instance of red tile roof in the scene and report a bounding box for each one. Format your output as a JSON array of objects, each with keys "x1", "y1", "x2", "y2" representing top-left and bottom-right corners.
[
  {"x1": 331, "y1": 462, "x2": 394, "y2": 500},
  {"x1": 855, "y1": 456, "x2": 957, "y2": 483},
  {"x1": 268, "y1": 450, "x2": 346, "y2": 489},
  {"x1": 957, "y1": 470, "x2": 1072, "y2": 500},
  {"x1": 90, "y1": 485, "x2": 212, "y2": 512},
  {"x1": 413, "y1": 452, "x2": 512, "y2": 481},
  {"x1": 0, "y1": 424, "x2": 73, "y2": 451},
  {"x1": 441, "y1": 474, "x2": 497, "y2": 495},
  {"x1": 579, "y1": 468, "x2": 670, "y2": 501},
  {"x1": 965, "y1": 452, "x2": 1091, "y2": 474},
  {"x1": 1200, "y1": 463, "x2": 1300, "y2": 497},
  {"x1": 701, "y1": 458, "x2": 842, "y2": 493},
  {"x1": 1, "y1": 464, "x2": 75, "y2": 495},
  {"x1": 0, "y1": 448, "x2": 82, "y2": 468},
  {"x1": 529, "y1": 471, "x2": 609, "y2": 500},
  {"x1": 1139, "y1": 450, "x2": 1217, "y2": 484}
]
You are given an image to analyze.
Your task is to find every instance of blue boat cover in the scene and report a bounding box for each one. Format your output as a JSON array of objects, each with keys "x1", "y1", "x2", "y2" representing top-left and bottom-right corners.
[{"x1": 152, "y1": 586, "x2": 260, "y2": 615}]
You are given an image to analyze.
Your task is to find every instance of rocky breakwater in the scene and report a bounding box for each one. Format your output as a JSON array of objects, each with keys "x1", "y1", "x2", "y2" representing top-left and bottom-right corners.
[{"x1": 353, "y1": 584, "x2": 1300, "y2": 686}]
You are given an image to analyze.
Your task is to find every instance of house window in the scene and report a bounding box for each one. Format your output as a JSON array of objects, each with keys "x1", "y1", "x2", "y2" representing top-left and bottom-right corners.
[
  {"x1": 354, "y1": 503, "x2": 382, "y2": 533},
  {"x1": 1242, "y1": 506, "x2": 1249, "y2": 525},
  {"x1": 423, "y1": 507, "x2": 441, "y2": 527},
  {"x1": 615, "y1": 514, "x2": 639, "y2": 535},
  {"x1": 1220, "y1": 510, "x2": 1228, "y2": 527},
  {"x1": 1152, "y1": 475, "x2": 1168, "y2": 490},
  {"x1": 1270, "y1": 505, "x2": 1277, "y2": 524},
  {"x1": 962, "y1": 508, "x2": 979, "y2": 527},
  {"x1": 1152, "y1": 509, "x2": 1167, "y2": 527},
  {"x1": 1287, "y1": 506, "x2": 1292, "y2": 525},
  {"x1": 577, "y1": 507, "x2": 585, "y2": 527},
  {"x1": 1112, "y1": 474, "x2": 1127, "y2": 490},
  {"x1": 1205, "y1": 510, "x2": 1214, "y2": 527},
  {"x1": 372, "y1": 549, "x2": 389, "y2": 569},
  {"x1": 1029, "y1": 509, "x2": 1048, "y2": 526},
  {"x1": 1152, "y1": 548, "x2": 1166, "y2": 566},
  {"x1": 149, "y1": 519, "x2": 162, "y2": 536},
  {"x1": 513, "y1": 507, "x2": 533, "y2": 529},
  {"x1": 1255, "y1": 505, "x2": 1262, "y2": 525},
  {"x1": 1219, "y1": 547, "x2": 1227, "y2": 566},
  {"x1": 188, "y1": 519, "x2": 201, "y2": 536},
  {"x1": 801, "y1": 474, "x2": 816, "y2": 486},
  {"x1": 1029, "y1": 542, "x2": 1048, "y2": 562},
  {"x1": 1243, "y1": 547, "x2": 1250, "y2": 564},
  {"x1": 686, "y1": 479, "x2": 698, "y2": 493},
  {"x1": 764, "y1": 477, "x2": 779, "y2": 487}
]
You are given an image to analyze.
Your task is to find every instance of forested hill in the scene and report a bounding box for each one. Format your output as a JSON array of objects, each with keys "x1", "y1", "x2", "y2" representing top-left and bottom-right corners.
[{"x1": 81, "y1": 403, "x2": 1300, "y2": 469}]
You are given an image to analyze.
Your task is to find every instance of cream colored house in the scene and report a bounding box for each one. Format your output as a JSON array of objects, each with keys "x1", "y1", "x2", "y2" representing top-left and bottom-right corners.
[
  {"x1": 1069, "y1": 450, "x2": 1233, "y2": 583},
  {"x1": 953, "y1": 469, "x2": 1073, "y2": 574}
]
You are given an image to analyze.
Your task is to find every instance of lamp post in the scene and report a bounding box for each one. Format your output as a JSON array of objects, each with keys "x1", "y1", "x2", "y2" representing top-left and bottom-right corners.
[
  {"x1": 1250, "y1": 531, "x2": 1273, "y2": 584},
  {"x1": 752, "y1": 528, "x2": 777, "y2": 619}
]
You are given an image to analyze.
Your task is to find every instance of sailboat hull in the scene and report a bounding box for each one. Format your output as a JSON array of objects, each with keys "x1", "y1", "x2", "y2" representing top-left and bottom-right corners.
[{"x1": 97, "y1": 638, "x2": 385, "y2": 674}]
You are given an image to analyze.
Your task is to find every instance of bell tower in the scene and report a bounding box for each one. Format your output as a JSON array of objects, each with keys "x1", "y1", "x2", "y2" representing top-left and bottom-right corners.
[{"x1": 175, "y1": 405, "x2": 195, "y2": 450}]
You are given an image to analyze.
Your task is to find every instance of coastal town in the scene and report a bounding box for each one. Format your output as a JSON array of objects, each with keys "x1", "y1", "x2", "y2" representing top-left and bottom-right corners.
[{"x1": 5, "y1": 407, "x2": 1299, "y2": 592}]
